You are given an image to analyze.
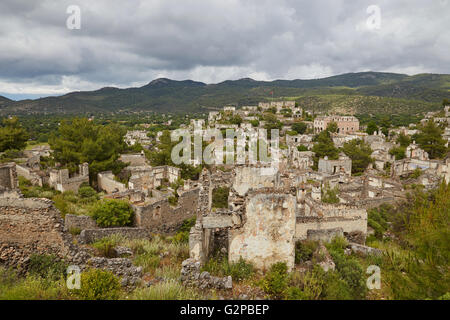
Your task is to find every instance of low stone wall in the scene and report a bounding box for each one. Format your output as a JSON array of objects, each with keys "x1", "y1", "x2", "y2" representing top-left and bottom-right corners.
[
  {"x1": 295, "y1": 218, "x2": 367, "y2": 242},
  {"x1": 349, "y1": 242, "x2": 383, "y2": 256},
  {"x1": 79, "y1": 227, "x2": 150, "y2": 244},
  {"x1": 64, "y1": 214, "x2": 97, "y2": 232},
  {"x1": 307, "y1": 228, "x2": 343, "y2": 242},
  {"x1": 87, "y1": 257, "x2": 142, "y2": 288},
  {"x1": 356, "y1": 196, "x2": 396, "y2": 209},
  {"x1": 133, "y1": 188, "x2": 199, "y2": 234},
  {"x1": 97, "y1": 171, "x2": 127, "y2": 194},
  {"x1": 181, "y1": 258, "x2": 232, "y2": 290}
]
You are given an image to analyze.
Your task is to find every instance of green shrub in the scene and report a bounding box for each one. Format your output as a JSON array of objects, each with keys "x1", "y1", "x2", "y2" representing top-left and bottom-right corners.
[
  {"x1": 168, "y1": 196, "x2": 178, "y2": 206},
  {"x1": 27, "y1": 254, "x2": 67, "y2": 281},
  {"x1": 321, "y1": 270, "x2": 353, "y2": 300},
  {"x1": 297, "y1": 145, "x2": 308, "y2": 152},
  {"x1": 285, "y1": 286, "x2": 309, "y2": 300},
  {"x1": 133, "y1": 253, "x2": 160, "y2": 273},
  {"x1": 0, "y1": 272, "x2": 70, "y2": 300},
  {"x1": 172, "y1": 217, "x2": 196, "y2": 244},
  {"x1": 92, "y1": 237, "x2": 119, "y2": 258},
  {"x1": 202, "y1": 256, "x2": 254, "y2": 282},
  {"x1": 212, "y1": 187, "x2": 229, "y2": 209},
  {"x1": 130, "y1": 279, "x2": 201, "y2": 300},
  {"x1": 75, "y1": 269, "x2": 121, "y2": 300},
  {"x1": 91, "y1": 199, "x2": 134, "y2": 227},
  {"x1": 295, "y1": 240, "x2": 319, "y2": 264},
  {"x1": 229, "y1": 257, "x2": 255, "y2": 282},
  {"x1": 260, "y1": 262, "x2": 289, "y2": 299},
  {"x1": 329, "y1": 251, "x2": 367, "y2": 299},
  {"x1": 322, "y1": 186, "x2": 340, "y2": 204},
  {"x1": 69, "y1": 227, "x2": 82, "y2": 235},
  {"x1": 78, "y1": 186, "x2": 97, "y2": 199},
  {"x1": 62, "y1": 191, "x2": 79, "y2": 203}
]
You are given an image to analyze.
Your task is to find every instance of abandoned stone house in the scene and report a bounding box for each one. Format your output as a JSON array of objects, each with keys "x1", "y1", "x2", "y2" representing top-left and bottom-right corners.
[
  {"x1": 258, "y1": 101, "x2": 295, "y2": 111},
  {"x1": 314, "y1": 115, "x2": 360, "y2": 134},
  {"x1": 318, "y1": 154, "x2": 352, "y2": 177},
  {"x1": 405, "y1": 141, "x2": 429, "y2": 160},
  {"x1": 124, "y1": 130, "x2": 152, "y2": 146},
  {"x1": 48, "y1": 163, "x2": 89, "y2": 193},
  {"x1": 98, "y1": 164, "x2": 180, "y2": 196},
  {"x1": 286, "y1": 134, "x2": 313, "y2": 148},
  {"x1": 290, "y1": 150, "x2": 314, "y2": 170}
]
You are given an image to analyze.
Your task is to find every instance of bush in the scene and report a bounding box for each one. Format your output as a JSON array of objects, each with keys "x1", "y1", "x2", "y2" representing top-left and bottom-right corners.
[
  {"x1": 212, "y1": 187, "x2": 229, "y2": 209},
  {"x1": 297, "y1": 145, "x2": 308, "y2": 152},
  {"x1": 92, "y1": 237, "x2": 119, "y2": 258},
  {"x1": 321, "y1": 270, "x2": 353, "y2": 300},
  {"x1": 285, "y1": 286, "x2": 309, "y2": 300},
  {"x1": 168, "y1": 196, "x2": 178, "y2": 206},
  {"x1": 27, "y1": 254, "x2": 67, "y2": 281},
  {"x1": 69, "y1": 227, "x2": 81, "y2": 235},
  {"x1": 91, "y1": 199, "x2": 134, "y2": 227},
  {"x1": 171, "y1": 217, "x2": 196, "y2": 244},
  {"x1": 295, "y1": 240, "x2": 319, "y2": 264},
  {"x1": 75, "y1": 269, "x2": 121, "y2": 300},
  {"x1": 130, "y1": 279, "x2": 201, "y2": 300},
  {"x1": 321, "y1": 186, "x2": 340, "y2": 204},
  {"x1": 289, "y1": 267, "x2": 324, "y2": 300},
  {"x1": 329, "y1": 251, "x2": 367, "y2": 299},
  {"x1": 229, "y1": 257, "x2": 255, "y2": 282},
  {"x1": 0, "y1": 269, "x2": 70, "y2": 300},
  {"x1": 78, "y1": 186, "x2": 97, "y2": 199},
  {"x1": 201, "y1": 256, "x2": 254, "y2": 282},
  {"x1": 260, "y1": 262, "x2": 289, "y2": 299}
]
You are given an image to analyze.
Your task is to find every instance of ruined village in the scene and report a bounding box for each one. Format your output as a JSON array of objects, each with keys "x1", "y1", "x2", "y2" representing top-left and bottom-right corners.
[{"x1": 1, "y1": 100, "x2": 449, "y2": 300}]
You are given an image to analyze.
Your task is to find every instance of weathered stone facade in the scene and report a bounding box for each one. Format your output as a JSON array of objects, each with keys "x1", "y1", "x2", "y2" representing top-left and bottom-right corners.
[
  {"x1": 314, "y1": 115, "x2": 360, "y2": 134},
  {"x1": 49, "y1": 163, "x2": 89, "y2": 193}
]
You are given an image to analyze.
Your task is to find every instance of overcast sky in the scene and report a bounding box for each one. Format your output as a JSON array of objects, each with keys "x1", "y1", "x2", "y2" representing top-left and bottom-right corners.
[{"x1": 0, "y1": 0, "x2": 449, "y2": 100}]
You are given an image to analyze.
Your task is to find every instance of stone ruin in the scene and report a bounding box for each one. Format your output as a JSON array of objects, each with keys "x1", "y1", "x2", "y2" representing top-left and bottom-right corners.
[
  {"x1": 185, "y1": 164, "x2": 369, "y2": 278},
  {"x1": 48, "y1": 162, "x2": 89, "y2": 193},
  {"x1": 0, "y1": 163, "x2": 21, "y2": 198},
  {"x1": 0, "y1": 163, "x2": 142, "y2": 287}
]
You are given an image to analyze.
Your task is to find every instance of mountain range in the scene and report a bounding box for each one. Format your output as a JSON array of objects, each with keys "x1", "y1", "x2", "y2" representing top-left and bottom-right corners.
[{"x1": 0, "y1": 72, "x2": 449, "y2": 116}]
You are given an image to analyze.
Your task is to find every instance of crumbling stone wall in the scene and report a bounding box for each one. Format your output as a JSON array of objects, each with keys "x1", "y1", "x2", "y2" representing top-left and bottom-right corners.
[
  {"x1": 318, "y1": 156, "x2": 352, "y2": 176},
  {"x1": 64, "y1": 214, "x2": 98, "y2": 232},
  {"x1": 97, "y1": 171, "x2": 128, "y2": 194},
  {"x1": 15, "y1": 164, "x2": 43, "y2": 187},
  {"x1": 296, "y1": 199, "x2": 367, "y2": 243},
  {"x1": 49, "y1": 163, "x2": 89, "y2": 193},
  {"x1": 232, "y1": 166, "x2": 280, "y2": 197},
  {"x1": 0, "y1": 198, "x2": 73, "y2": 267},
  {"x1": 181, "y1": 258, "x2": 232, "y2": 290},
  {"x1": 229, "y1": 190, "x2": 296, "y2": 271},
  {"x1": 133, "y1": 188, "x2": 199, "y2": 234}
]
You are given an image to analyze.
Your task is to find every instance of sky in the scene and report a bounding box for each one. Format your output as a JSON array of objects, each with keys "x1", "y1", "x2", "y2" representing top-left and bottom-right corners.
[{"x1": 0, "y1": 0, "x2": 449, "y2": 100}]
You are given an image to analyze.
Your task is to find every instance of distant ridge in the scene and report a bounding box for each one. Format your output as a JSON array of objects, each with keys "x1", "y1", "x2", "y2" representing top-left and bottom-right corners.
[{"x1": 1, "y1": 71, "x2": 449, "y2": 115}]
